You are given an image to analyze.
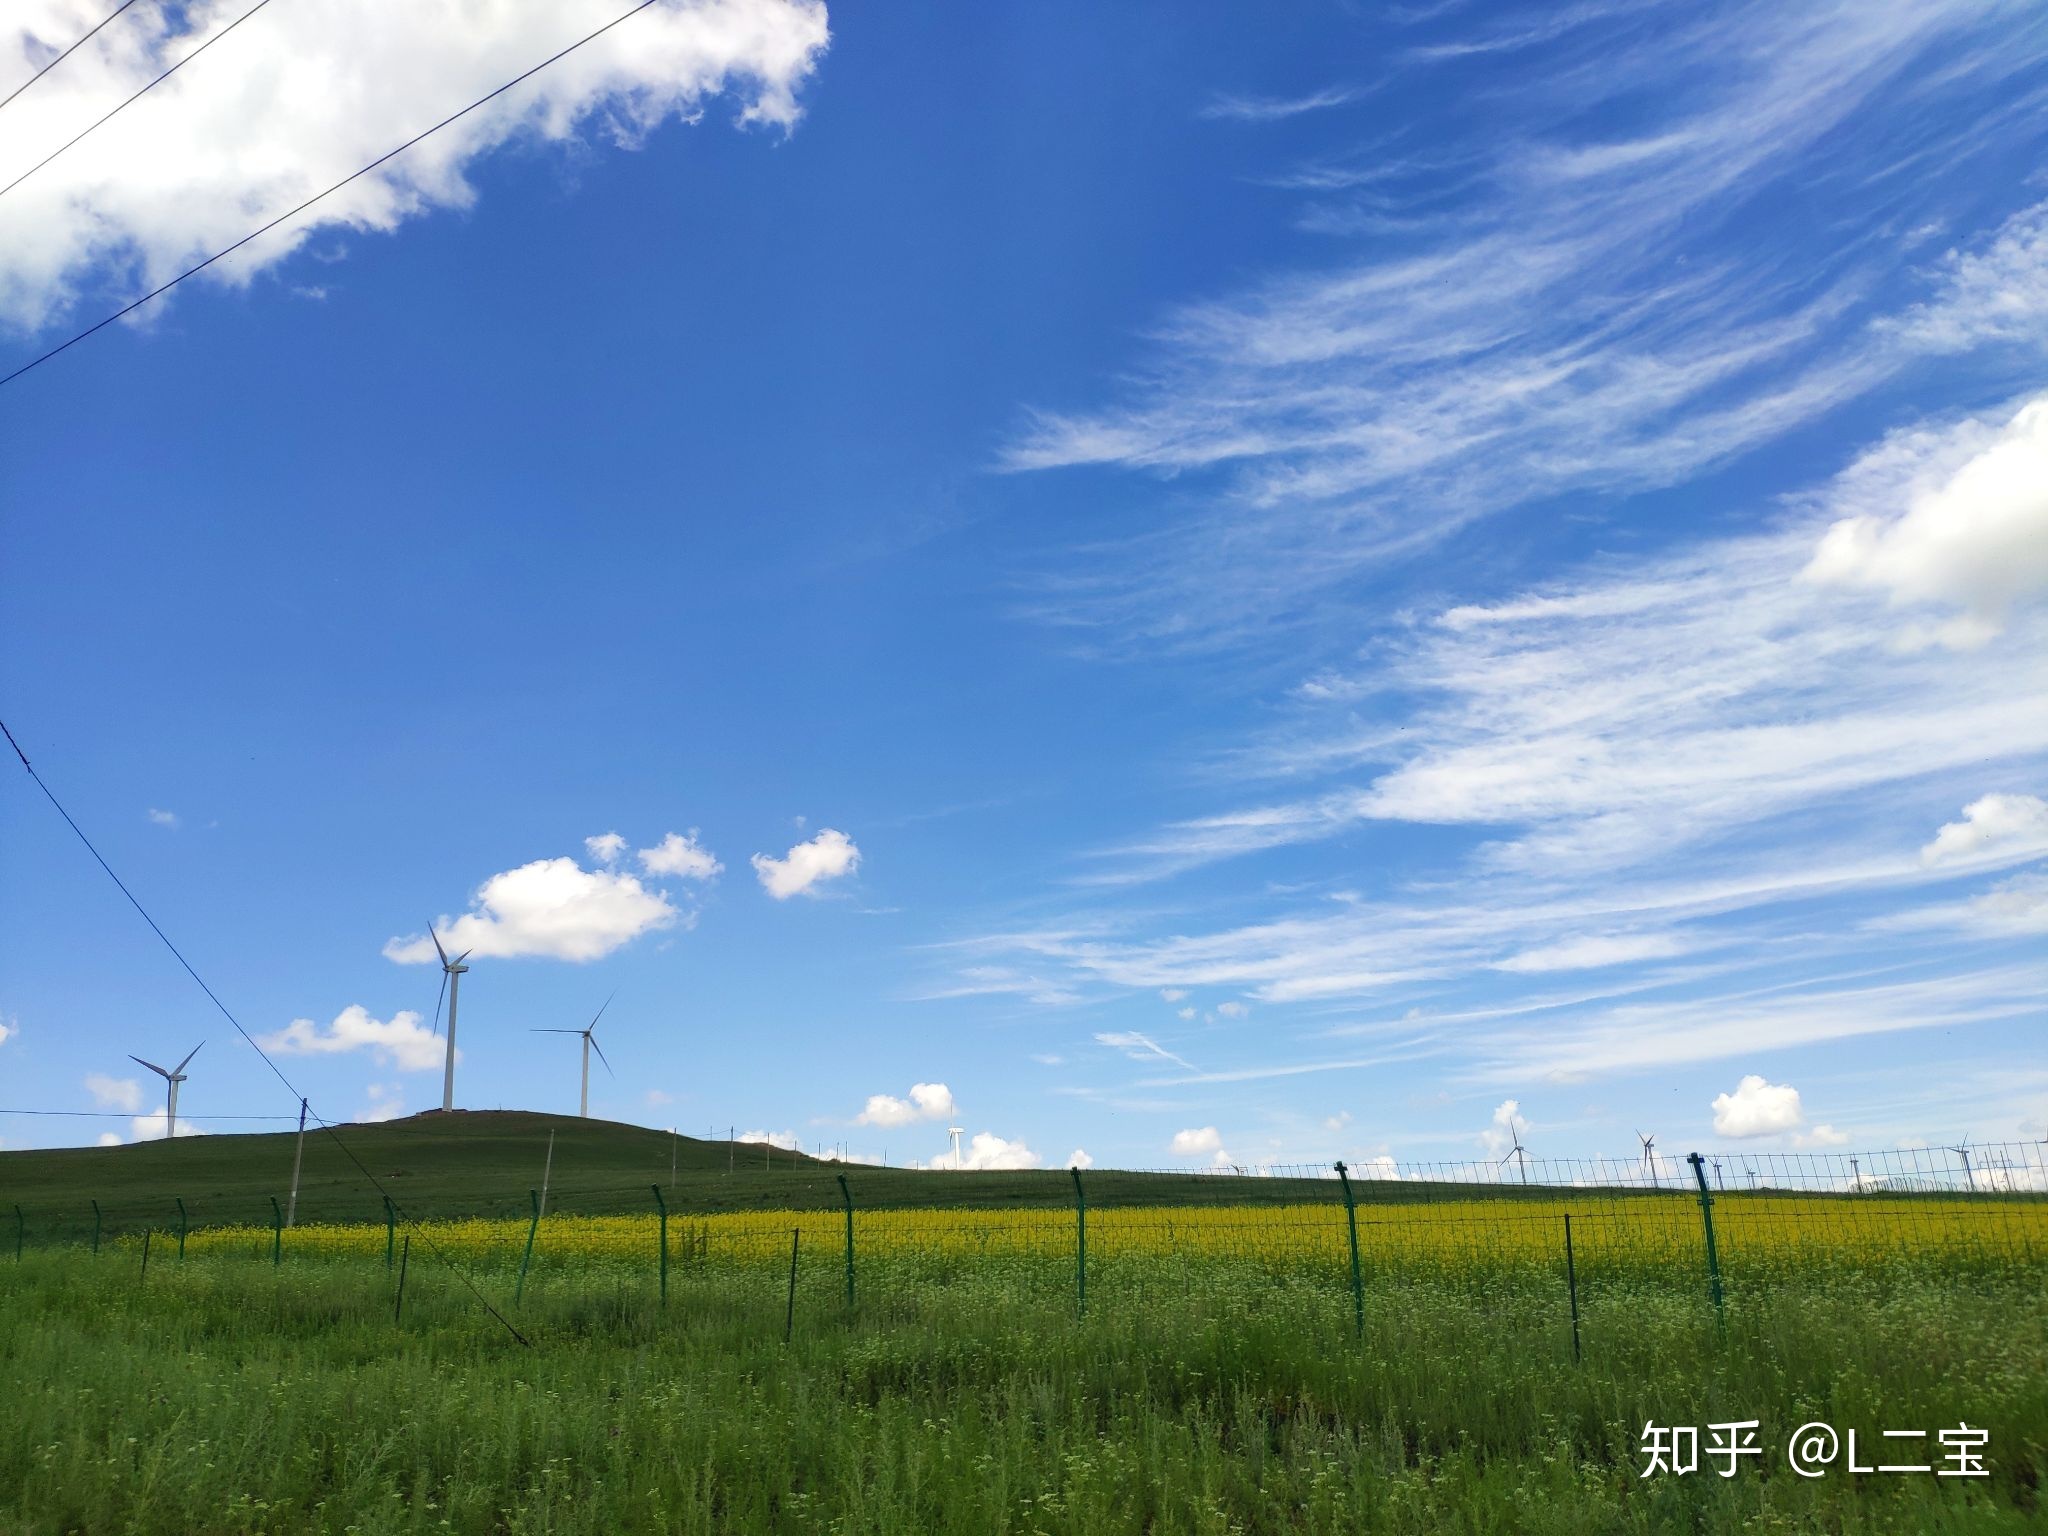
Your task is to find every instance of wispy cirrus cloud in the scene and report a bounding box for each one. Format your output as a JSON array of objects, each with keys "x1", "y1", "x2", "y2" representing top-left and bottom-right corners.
[{"x1": 1199, "y1": 85, "x2": 1363, "y2": 123}]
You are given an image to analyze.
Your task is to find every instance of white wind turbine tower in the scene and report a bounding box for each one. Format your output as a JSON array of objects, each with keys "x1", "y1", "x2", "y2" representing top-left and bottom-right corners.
[
  {"x1": 1637, "y1": 1129, "x2": 1659, "y2": 1187},
  {"x1": 531, "y1": 995, "x2": 615, "y2": 1119},
  {"x1": 129, "y1": 1042, "x2": 202, "y2": 1138},
  {"x1": 947, "y1": 1125, "x2": 965, "y2": 1170},
  {"x1": 427, "y1": 924, "x2": 472, "y2": 1113},
  {"x1": 1498, "y1": 1119, "x2": 1529, "y2": 1185}
]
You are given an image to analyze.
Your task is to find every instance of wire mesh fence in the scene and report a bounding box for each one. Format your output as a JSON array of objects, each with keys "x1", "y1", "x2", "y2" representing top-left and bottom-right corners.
[{"x1": 10, "y1": 1142, "x2": 2044, "y2": 1338}]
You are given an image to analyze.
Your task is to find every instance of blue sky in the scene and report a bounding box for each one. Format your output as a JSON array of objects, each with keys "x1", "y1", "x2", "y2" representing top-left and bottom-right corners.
[{"x1": 2, "y1": 0, "x2": 2044, "y2": 1174}]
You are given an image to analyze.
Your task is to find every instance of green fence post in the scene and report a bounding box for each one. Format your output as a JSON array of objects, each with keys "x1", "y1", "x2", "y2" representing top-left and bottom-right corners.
[
  {"x1": 651, "y1": 1185, "x2": 669, "y2": 1306},
  {"x1": 383, "y1": 1195, "x2": 396, "y2": 1270},
  {"x1": 1685, "y1": 1152, "x2": 1725, "y2": 1329},
  {"x1": 1334, "y1": 1161, "x2": 1364, "y2": 1339},
  {"x1": 784, "y1": 1227, "x2": 799, "y2": 1343},
  {"x1": 1563, "y1": 1214, "x2": 1582, "y2": 1363},
  {"x1": 91, "y1": 1200, "x2": 102, "y2": 1258},
  {"x1": 140, "y1": 1229, "x2": 152, "y2": 1283},
  {"x1": 394, "y1": 1233, "x2": 411, "y2": 1325},
  {"x1": 516, "y1": 1189, "x2": 540, "y2": 1306},
  {"x1": 175, "y1": 1198, "x2": 187, "y2": 1261},
  {"x1": 270, "y1": 1197, "x2": 283, "y2": 1268},
  {"x1": 1070, "y1": 1166, "x2": 1087, "y2": 1319},
  {"x1": 835, "y1": 1173, "x2": 855, "y2": 1310}
]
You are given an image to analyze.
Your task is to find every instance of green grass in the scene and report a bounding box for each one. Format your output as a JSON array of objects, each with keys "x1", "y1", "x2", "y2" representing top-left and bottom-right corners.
[
  {"x1": 0, "y1": 1239, "x2": 2041, "y2": 1535},
  {"x1": 1, "y1": 1111, "x2": 1616, "y2": 1244}
]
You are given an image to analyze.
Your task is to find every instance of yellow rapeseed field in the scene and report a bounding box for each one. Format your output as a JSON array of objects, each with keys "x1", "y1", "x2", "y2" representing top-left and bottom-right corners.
[{"x1": 177, "y1": 1194, "x2": 2047, "y2": 1275}]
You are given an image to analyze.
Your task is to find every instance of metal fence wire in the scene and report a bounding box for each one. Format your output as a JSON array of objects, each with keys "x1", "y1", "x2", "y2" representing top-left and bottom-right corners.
[{"x1": 10, "y1": 1142, "x2": 2044, "y2": 1341}]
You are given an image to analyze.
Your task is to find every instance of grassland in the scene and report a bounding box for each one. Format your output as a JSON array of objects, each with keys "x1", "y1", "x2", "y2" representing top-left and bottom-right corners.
[{"x1": 3, "y1": 1118, "x2": 2042, "y2": 1533}]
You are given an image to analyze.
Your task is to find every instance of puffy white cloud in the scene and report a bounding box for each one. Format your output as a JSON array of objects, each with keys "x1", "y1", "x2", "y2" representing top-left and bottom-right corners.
[
  {"x1": 1806, "y1": 396, "x2": 2048, "y2": 636},
  {"x1": 855, "y1": 1081, "x2": 955, "y2": 1128},
  {"x1": 96, "y1": 1132, "x2": 122, "y2": 1147},
  {"x1": 130, "y1": 1108, "x2": 205, "y2": 1141},
  {"x1": 1481, "y1": 1098, "x2": 1526, "y2": 1157},
  {"x1": 1067, "y1": 1148, "x2": 1094, "y2": 1170},
  {"x1": 584, "y1": 832, "x2": 627, "y2": 865},
  {"x1": 638, "y1": 830, "x2": 722, "y2": 881},
  {"x1": 752, "y1": 827, "x2": 859, "y2": 899},
  {"x1": 1159, "y1": 988, "x2": 1188, "y2": 1002},
  {"x1": 146, "y1": 807, "x2": 178, "y2": 828},
  {"x1": 737, "y1": 1128, "x2": 799, "y2": 1150},
  {"x1": 952, "y1": 1131, "x2": 1042, "y2": 1171},
  {"x1": 385, "y1": 855, "x2": 681, "y2": 963},
  {"x1": 1169, "y1": 1126, "x2": 1222, "y2": 1157},
  {"x1": 1324, "y1": 1110, "x2": 1352, "y2": 1133},
  {"x1": 85, "y1": 1073, "x2": 142, "y2": 1112},
  {"x1": 260, "y1": 1005, "x2": 445, "y2": 1072},
  {"x1": 1921, "y1": 793, "x2": 2048, "y2": 866},
  {"x1": 1, "y1": 0, "x2": 831, "y2": 331},
  {"x1": 1214, "y1": 1000, "x2": 1248, "y2": 1018},
  {"x1": 1711, "y1": 1075, "x2": 1804, "y2": 1138},
  {"x1": 1795, "y1": 1123, "x2": 1849, "y2": 1148}
]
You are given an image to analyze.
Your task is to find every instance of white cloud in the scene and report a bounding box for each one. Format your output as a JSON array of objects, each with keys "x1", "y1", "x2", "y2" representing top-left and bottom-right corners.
[
  {"x1": 0, "y1": 1014, "x2": 14, "y2": 1048},
  {"x1": 584, "y1": 832, "x2": 627, "y2": 865},
  {"x1": 1324, "y1": 1110, "x2": 1352, "y2": 1133},
  {"x1": 1806, "y1": 397, "x2": 2048, "y2": 636},
  {"x1": 645, "y1": 1088, "x2": 674, "y2": 1106},
  {"x1": 1920, "y1": 794, "x2": 2048, "y2": 866},
  {"x1": 752, "y1": 827, "x2": 859, "y2": 899},
  {"x1": 1, "y1": 0, "x2": 830, "y2": 331},
  {"x1": 85, "y1": 1073, "x2": 142, "y2": 1112},
  {"x1": 638, "y1": 830, "x2": 722, "y2": 881},
  {"x1": 96, "y1": 1131, "x2": 122, "y2": 1147},
  {"x1": 855, "y1": 1081, "x2": 956, "y2": 1128},
  {"x1": 951, "y1": 1131, "x2": 1042, "y2": 1171},
  {"x1": 1199, "y1": 85, "x2": 1360, "y2": 123},
  {"x1": 1095, "y1": 1030, "x2": 1194, "y2": 1071},
  {"x1": 737, "y1": 1128, "x2": 799, "y2": 1150},
  {"x1": 1169, "y1": 1126, "x2": 1223, "y2": 1157},
  {"x1": 1159, "y1": 988, "x2": 1188, "y2": 1002},
  {"x1": 1886, "y1": 201, "x2": 2048, "y2": 354},
  {"x1": 1176, "y1": 1006, "x2": 1195, "y2": 1020},
  {"x1": 1481, "y1": 1098, "x2": 1525, "y2": 1157},
  {"x1": 1214, "y1": 1000, "x2": 1248, "y2": 1018},
  {"x1": 1067, "y1": 1148, "x2": 1094, "y2": 1170},
  {"x1": 358, "y1": 1083, "x2": 406, "y2": 1123},
  {"x1": 1711, "y1": 1074, "x2": 1804, "y2": 1138},
  {"x1": 1795, "y1": 1123, "x2": 1849, "y2": 1148},
  {"x1": 130, "y1": 1108, "x2": 205, "y2": 1141},
  {"x1": 1492, "y1": 933, "x2": 1693, "y2": 974},
  {"x1": 260, "y1": 1005, "x2": 444, "y2": 1072},
  {"x1": 146, "y1": 807, "x2": 178, "y2": 828},
  {"x1": 385, "y1": 854, "x2": 681, "y2": 963}
]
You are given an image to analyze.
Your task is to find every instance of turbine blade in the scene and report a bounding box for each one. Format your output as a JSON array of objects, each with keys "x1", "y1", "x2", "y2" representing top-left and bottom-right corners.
[
  {"x1": 174, "y1": 1041, "x2": 203, "y2": 1074},
  {"x1": 452, "y1": 949, "x2": 472, "y2": 966},
  {"x1": 428, "y1": 924, "x2": 449, "y2": 967},
  {"x1": 588, "y1": 991, "x2": 615, "y2": 1031},
  {"x1": 588, "y1": 1033, "x2": 614, "y2": 1077},
  {"x1": 129, "y1": 1054, "x2": 170, "y2": 1078},
  {"x1": 429, "y1": 967, "x2": 448, "y2": 1038},
  {"x1": 531, "y1": 1028, "x2": 583, "y2": 1034}
]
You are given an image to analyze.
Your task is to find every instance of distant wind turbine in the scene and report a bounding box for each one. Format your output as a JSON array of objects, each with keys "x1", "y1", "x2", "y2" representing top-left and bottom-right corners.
[
  {"x1": 129, "y1": 1042, "x2": 201, "y2": 1138},
  {"x1": 427, "y1": 924, "x2": 471, "y2": 1113},
  {"x1": 1498, "y1": 1120, "x2": 1529, "y2": 1185},
  {"x1": 1951, "y1": 1138, "x2": 1974, "y2": 1191},
  {"x1": 531, "y1": 994, "x2": 615, "y2": 1119},
  {"x1": 947, "y1": 1125, "x2": 965, "y2": 1170},
  {"x1": 1637, "y1": 1129, "x2": 1658, "y2": 1187}
]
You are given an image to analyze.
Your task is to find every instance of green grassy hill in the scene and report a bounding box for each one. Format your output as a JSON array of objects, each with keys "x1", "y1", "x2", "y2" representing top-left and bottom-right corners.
[{"x1": 0, "y1": 1110, "x2": 1334, "y2": 1242}]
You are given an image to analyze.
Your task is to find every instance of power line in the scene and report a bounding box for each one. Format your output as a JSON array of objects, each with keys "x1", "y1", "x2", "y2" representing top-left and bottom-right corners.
[
  {"x1": 0, "y1": 0, "x2": 149, "y2": 115},
  {"x1": 0, "y1": 0, "x2": 283, "y2": 204},
  {"x1": 0, "y1": 714, "x2": 530, "y2": 1347},
  {"x1": 0, "y1": 1108, "x2": 300, "y2": 1120},
  {"x1": 0, "y1": 0, "x2": 674, "y2": 392}
]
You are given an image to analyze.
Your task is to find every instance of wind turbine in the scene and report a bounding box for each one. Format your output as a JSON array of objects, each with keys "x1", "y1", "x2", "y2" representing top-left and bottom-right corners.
[
  {"x1": 1498, "y1": 1121, "x2": 1529, "y2": 1185},
  {"x1": 1637, "y1": 1129, "x2": 1659, "y2": 1187},
  {"x1": 128, "y1": 1042, "x2": 201, "y2": 1138},
  {"x1": 531, "y1": 995, "x2": 614, "y2": 1119},
  {"x1": 1951, "y1": 1138, "x2": 1974, "y2": 1191},
  {"x1": 947, "y1": 1125, "x2": 965, "y2": 1170},
  {"x1": 427, "y1": 924, "x2": 471, "y2": 1113}
]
